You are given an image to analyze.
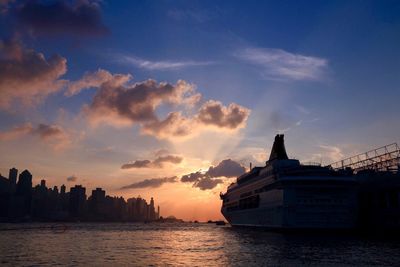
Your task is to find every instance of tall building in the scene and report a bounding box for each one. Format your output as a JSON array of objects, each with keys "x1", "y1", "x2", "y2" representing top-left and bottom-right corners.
[
  {"x1": 127, "y1": 197, "x2": 136, "y2": 220},
  {"x1": 69, "y1": 185, "x2": 86, "y2": 218},
  {"x1": 90, "y1": 188, "x2": 106, "y2": 218},
  {"x1": 16, "y1": 170, "x2": 33, "y2": 216},
  {"x1": 91, "y1": 188, "x2": 105, "y2": 200},
  {"x1": 8, "y1": 168, "x2": 18, "y2": 185},
  {"x1": 60, "y1": 184, "x2": 66, "y2": 194},
  {"x1": 16, "y1": 170, "x2": 32, "y2": 196},
  {"x1": 149, "y1": 197, "x2": 155, "y2": 220}
]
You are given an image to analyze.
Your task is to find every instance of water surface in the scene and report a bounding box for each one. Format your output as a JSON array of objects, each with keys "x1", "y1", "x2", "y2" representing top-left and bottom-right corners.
[{"x1": 0, "y1": 223, "x2": 399, "y2": 266}]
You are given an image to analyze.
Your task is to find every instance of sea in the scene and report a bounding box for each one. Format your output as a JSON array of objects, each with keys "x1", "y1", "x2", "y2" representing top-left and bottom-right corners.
[{"x1": 0, "y1": 222, "x2": 400, "y2": 266}]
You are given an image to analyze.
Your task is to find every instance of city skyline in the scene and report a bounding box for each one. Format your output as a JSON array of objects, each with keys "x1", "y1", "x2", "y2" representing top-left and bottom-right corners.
[
  {"x1": 1, "y1": 0, "x2": 400, "y2": 221},
  {"x1": 0, "y1": 166, "x2": 162, "y2": 222}
]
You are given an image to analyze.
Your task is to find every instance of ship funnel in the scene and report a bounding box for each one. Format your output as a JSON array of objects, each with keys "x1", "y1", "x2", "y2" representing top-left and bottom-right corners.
[{"x1": 268, "y1": 134, "x2": 289, "y2": 161}]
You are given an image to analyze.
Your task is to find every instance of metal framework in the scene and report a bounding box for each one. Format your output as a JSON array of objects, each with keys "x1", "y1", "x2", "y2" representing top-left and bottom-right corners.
[{"x1": 328, "y1": 143, "x2": 400, "y2": 173}]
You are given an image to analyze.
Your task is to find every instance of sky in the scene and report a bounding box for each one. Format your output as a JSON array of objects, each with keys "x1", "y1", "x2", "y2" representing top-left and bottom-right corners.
[{"x1": 0, "y1": 0, "x2": 399, "y2": 221}]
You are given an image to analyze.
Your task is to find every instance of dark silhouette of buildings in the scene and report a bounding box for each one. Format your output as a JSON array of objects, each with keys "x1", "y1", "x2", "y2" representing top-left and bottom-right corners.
[
  {"x1": 8, "y1": 168, "x2": 17, "y2": 193},
  {"x1": 16, "y1": 170, "x2": 32, "y2": 217},
  {"x1": 0, "y1": 167, "x2": 160, "y2": 222},
  {"x1": 69, "y1": 185, "x2": 86, "y2": 218}
]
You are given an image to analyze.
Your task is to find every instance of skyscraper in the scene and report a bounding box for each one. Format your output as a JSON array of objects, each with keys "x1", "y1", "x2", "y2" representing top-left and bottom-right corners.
[
  {"x1": 8, "y1": 168, "x2": 17, "y2": 185},
  {"x1": 16, "y1": 170, "x2": 32, "y2": 196},
  {"x1": 69, "y1": 185, "x2": 86, "y2": 218},
  {"x1": 16, "y1": 170, "x2": 33, "y2": 216},
  {"x1": 60, "y1": 184, "x2": 66, "y2": 194},
  {"x1": 149, "y1": 197, "x2": 155, "y2": 220},
  {"x1": 90, "y1": 188, "x2": 106, "y2": 218}
]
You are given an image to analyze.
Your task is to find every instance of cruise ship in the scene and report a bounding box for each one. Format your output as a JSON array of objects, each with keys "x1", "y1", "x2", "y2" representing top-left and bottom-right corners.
[{"x1": 220, "y1": 135, "x2": 400, "y2": 230}]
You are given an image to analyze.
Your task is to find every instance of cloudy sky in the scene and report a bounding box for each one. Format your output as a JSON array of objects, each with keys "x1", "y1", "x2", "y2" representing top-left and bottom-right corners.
[{"x1": 0, "y1": 0, "x2": 399, "y2": 221}]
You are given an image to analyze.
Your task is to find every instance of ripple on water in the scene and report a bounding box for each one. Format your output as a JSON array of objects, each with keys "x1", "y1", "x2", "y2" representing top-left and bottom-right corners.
[{"x1": 0, "y1": 223, "x2": 400, "y2": 266}]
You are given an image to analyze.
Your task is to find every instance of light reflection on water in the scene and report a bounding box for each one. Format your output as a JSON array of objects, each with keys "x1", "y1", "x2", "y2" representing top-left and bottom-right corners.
[{"x1": 0, "y1": 223, "x2": 399, "y2": 266}]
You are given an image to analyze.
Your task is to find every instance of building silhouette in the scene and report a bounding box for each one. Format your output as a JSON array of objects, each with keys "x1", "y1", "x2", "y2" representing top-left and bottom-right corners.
[
  {"x1": 15, "y1": 170, "x2": 32, "y2": 217},
  {"x1": 69, "y1": 185, "x2": 86, "y2": 218},
  {"x1": 8, "y1": 168, "x2": 17, "y2": 193},
  {"x1": 0, "y1": 167, "x2": 160, "y2": 222},
  {"x1": 60, "y1": 184, "x2": 66, "y2": 194}
]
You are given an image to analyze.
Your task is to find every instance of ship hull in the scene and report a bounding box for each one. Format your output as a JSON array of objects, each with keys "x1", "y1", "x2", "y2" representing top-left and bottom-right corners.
[{"x1": 221, "y1": 178, "x2": 358, "y2": 229}]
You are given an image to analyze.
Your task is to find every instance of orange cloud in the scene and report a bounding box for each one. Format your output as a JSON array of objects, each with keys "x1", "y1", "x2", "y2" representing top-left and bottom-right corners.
[
  {"x1": 69, "y1": 69, "x2": 250, "y2": 140},
  {"x1": 141, "y1": 101, "x2": 250, "y2": 140},
  {"x1": 197, "y1": 100, "x2": 250, "y2": 129}
]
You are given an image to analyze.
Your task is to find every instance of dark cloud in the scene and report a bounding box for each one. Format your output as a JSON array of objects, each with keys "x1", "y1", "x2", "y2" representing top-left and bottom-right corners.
[
  {"x1": 193, "y1": 177, "x2": 223, "y2": 190},
  {"x1": 121, "y1": 160, "x2": 151, "y2": 169},
  {"x1": 142, "y1": 101, "x2": 250, "y2": 139},
  {"x1": 0, "y1": 123, "x2": 70, "y2": 150},
  {"x1": 120, "y1": 176, "x2": 177, "y2": 189},
  {"x1": 34, "y1": 123, "x2": 65, "y2": 139},
  {"x1": 206, "y1": 159, "x2": 246, "y2": 178},
  {"x1": 82, "y1": 74, "x2": 200, "y2": 128},
  {"x1": 71, "y1": 69, "x2": 250, "y2": 139},
  {"x1": 121, "y1": 158, "x2": 245, "y2": 191},
  {"x1": 67, "y1": 175, "x2": 77, "y2": 182},
  {"x1": 15, "y1": 0, "x2": 108, "y2": 36},
  {"x1": 0, "y1": 38, "x2": 67, "y2": 109},
  {"x1": 197, "y1": 100, "x2": 250, "y2": 129},
  {"x1": 154, "y1": 148, "x2": 170, "y2": 157},
  {"x1": 153, "y1": 155, "x2": 182, "y2": 166},
  {"x1": 181, "y1": 171, "x2": 203, "y2": 183},
  {"x1": 141, "y1": 112, "x2": 193, "y2": 138},
  {"x1": 180, "y1": 159, "x2": 245, "y2": 190},
  {"x1": 121, "y1": 155, "x2": 182, "y2": 169}
]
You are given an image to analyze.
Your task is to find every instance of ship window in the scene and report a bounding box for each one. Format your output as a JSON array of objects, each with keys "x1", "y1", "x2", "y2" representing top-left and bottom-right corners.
[{"x1": 239, "y1": 195, "x2": 260, "y2": 210}]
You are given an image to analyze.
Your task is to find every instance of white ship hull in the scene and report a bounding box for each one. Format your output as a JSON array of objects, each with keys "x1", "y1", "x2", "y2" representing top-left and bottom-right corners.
[
  {"x1": 221, "y1": 134, "x2": 400, "y2": 231},
  {"x1": 221, "y1": 176, "x2": 358, "y2": 229}
]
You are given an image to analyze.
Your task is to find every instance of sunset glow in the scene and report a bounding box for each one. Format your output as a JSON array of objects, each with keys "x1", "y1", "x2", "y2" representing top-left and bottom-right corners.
[{"x1": 1, "y1": 0, "x2": 400, "y2": 222}]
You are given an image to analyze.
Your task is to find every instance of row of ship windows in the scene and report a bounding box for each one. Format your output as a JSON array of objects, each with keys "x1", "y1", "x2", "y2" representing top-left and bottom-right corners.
[{"x1": 227, "y1": 195, "x2": 260, "y2": 211}]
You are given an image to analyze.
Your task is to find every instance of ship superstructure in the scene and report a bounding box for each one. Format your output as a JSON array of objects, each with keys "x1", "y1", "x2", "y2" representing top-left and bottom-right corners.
[{"x1": 220, "y1": 135, "x2": 400, "y2": 230}]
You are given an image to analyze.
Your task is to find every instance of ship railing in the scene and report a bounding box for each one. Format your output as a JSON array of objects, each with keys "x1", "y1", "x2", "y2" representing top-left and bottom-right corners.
[
  {"x1": 328, "y1": 143, "x2": 400, "y2": 173},
  {"x1": 301, "y1": 161, "x2": 322, "y2": 166}
]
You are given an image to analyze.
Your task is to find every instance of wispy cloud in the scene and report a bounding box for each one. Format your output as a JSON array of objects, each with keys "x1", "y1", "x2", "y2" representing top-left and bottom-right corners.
[
  {"x1": 120, "y1": 176, "x2": 178, "y2": 189},
  {"x1": 236, "y1": 48, "x2": 328, "y2": 81},
  {"x1": 121, "y1": 155, "x2": 183, "y2": 169},
  {"x1": 117, "y1": 55, "x2": 215, "y2": 71}
]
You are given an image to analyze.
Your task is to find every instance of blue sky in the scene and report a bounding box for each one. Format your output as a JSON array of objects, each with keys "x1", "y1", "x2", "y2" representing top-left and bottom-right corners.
[{"x1": 0, "y1": 0, "x2": 399, "y2": 219}]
